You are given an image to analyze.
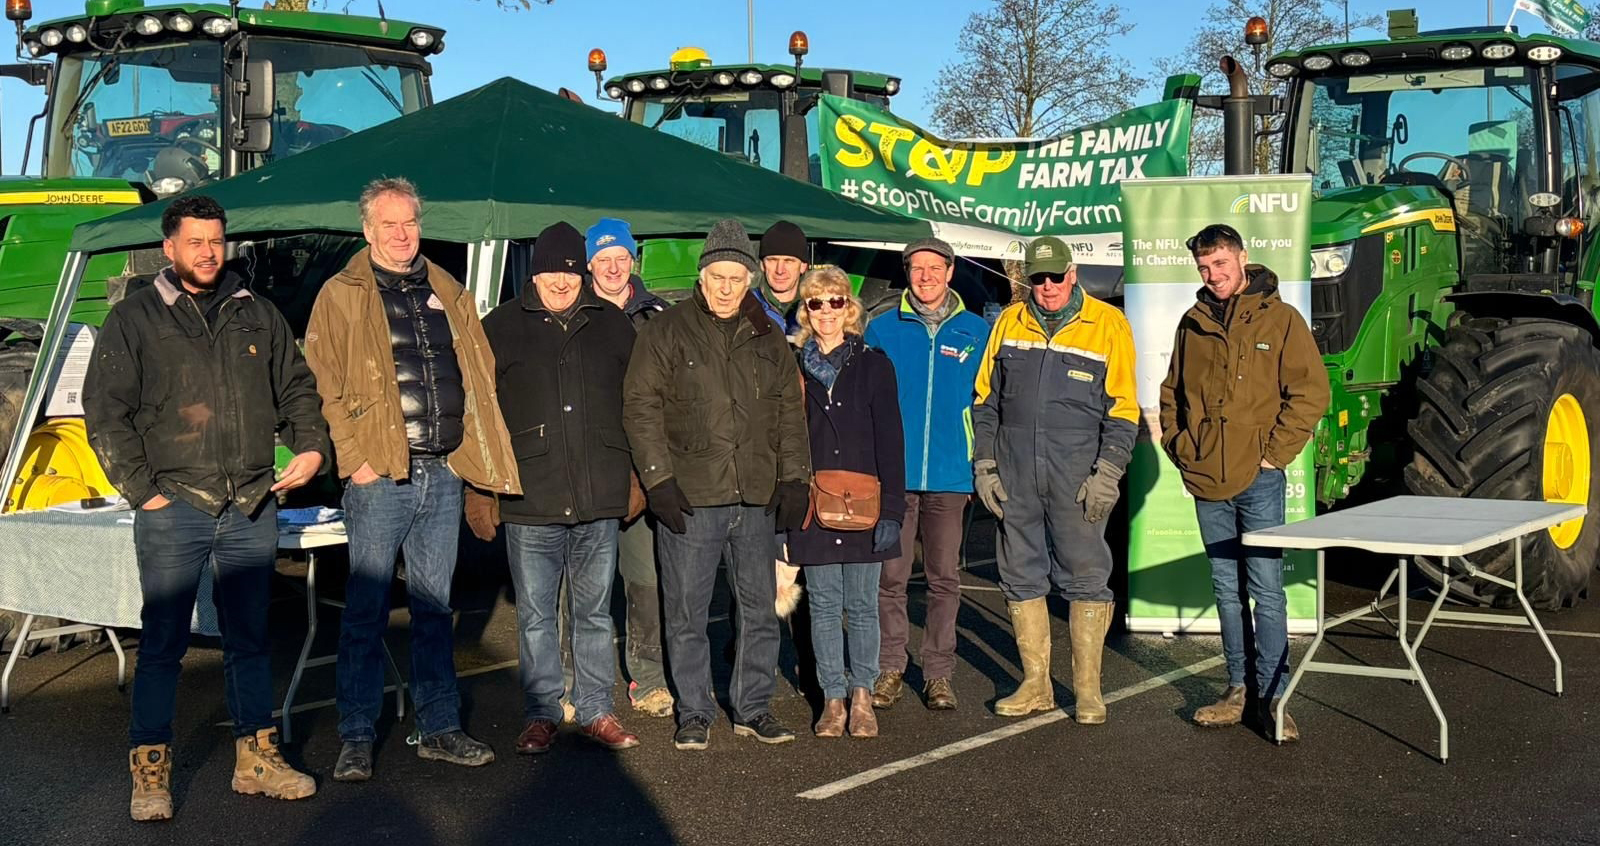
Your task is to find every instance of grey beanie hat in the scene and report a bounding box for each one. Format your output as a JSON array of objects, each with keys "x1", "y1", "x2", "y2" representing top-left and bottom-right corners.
[{"x1": 698, "y1": 219, "x2": 759, "y2": 273}]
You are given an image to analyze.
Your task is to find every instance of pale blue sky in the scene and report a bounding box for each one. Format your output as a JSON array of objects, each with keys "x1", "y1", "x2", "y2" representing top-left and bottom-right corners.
[{"x1": 0, "y1": 0, "x2": 1563, "y2": 174}]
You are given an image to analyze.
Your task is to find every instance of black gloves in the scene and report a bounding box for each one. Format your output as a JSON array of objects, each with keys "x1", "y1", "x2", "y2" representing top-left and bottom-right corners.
[
  {"x1": 767, "y1": 480, "x2": 811, "y2": 533},
  {"x1": 872, "y1": 519, "x2": 903, "y2": 554},
  {"x1": 646, "y1": 478, "x2": 695, "y2": 534}
]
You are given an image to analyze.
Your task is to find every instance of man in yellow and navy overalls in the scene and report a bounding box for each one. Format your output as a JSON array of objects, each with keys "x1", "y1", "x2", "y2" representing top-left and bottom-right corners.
[{"x1": 971, "y1": 236, "x2": 1137, "y2": 725}]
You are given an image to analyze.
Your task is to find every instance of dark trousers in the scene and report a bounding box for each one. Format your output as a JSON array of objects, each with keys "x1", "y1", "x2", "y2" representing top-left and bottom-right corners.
[
  {"x1": 617, "y1": 515, "x2": 669, "y2": 696},
  {"x1": 130, "y1": 498, "x2": 278, "y2": 747},
  {"x1": 878, "y1": 492, "x2": 967, "y2": 679},
  {"x1": 337, "y1": 457, "x2": 464, "y2": 742},
  {"x1": 657, "y1": 504, "x2": 779, "y2": 726},
  {"x1": 995, "y1": 449, "x2": 1113, "y2": 603}
]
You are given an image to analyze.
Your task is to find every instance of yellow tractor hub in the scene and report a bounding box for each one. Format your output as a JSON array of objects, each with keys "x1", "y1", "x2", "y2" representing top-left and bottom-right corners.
[
  {"x1": 1542, "y1": 393, "x2": 1590, "y2": 549},
  {"x1": 4, "y1": 418, "x2": 116, "y2": 513}
]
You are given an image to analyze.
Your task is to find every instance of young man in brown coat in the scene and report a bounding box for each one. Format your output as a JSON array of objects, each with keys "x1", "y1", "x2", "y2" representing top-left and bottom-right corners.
[
  {"x1": 305, "y1": 177, "x2": 520, "y2": 780},
  {"x1": 1159, "y1": 223, "x2": 1330, "y2": 741}
]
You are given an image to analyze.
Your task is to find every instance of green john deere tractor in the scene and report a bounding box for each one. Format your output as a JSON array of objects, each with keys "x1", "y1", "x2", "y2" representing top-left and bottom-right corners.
[
  {"x1": 587, "y1": 38, "x2": 912, "y2": 301},
  {"x1": 0, "y1": 0, "x2": 444, "y2": 475},
  {"x1": 1228, "y1": 11, "x2": 1600, "y2": 608}
]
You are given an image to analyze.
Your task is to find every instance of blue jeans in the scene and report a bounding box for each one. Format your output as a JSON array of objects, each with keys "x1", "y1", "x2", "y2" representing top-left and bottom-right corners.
[
  {"x1": 337, "y1": 457, "x2": 464, "y2": 742},
  {"x1": 657, "y1": 504, "x2": 779, "y2": 726},
  {"x1": 806, "y1": 562, "x2": 882, "y2": 700},
  {"x1": 1194, "y1": 468, "x2": 1289, "y2": 700},
  {"x1": 506, "y1": 520, "x2": 620, "y2": 725},
  {"x1": 130, "y1": 498, "x2": 278, "y2": 746}
]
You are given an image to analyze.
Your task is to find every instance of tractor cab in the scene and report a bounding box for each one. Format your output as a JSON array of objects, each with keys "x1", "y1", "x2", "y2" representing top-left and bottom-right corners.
[
  {"x1": 1271, "y1": 19, "x2": 1597, "y2": 291},
  {"x1": 19, "y1": 0, "x2": 443, "y2": 197},
  {"x1": 592, "y1": 37, "x2": 900, "y2": 184}
]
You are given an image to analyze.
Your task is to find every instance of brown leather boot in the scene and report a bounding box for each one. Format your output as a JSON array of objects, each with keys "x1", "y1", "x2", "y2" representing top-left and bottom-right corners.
[
  {"x1": 579, "y1": 714, "x2": 641, "y2": 750},
  {"x1": 814, "y1": 699, "x2": 847, "y2": 737},
  {"x1": 1193, "y1": 685, "x2": 1247, "y2": 727},
  {"x1": 129, "y1": 744, "x2": 173, "y2": 822},
  {"x1": 847, "y1": 688, "x2": 878, "y2": 738},
  {"x1": 232, "y1": 729, "x2": 316, "y2": 800},
  {"x1": 1069, "y1": 600, "x2": 1113, "y2": 725},
  {"x1": 994, "y1": 598, "x2": 1055, "y2": 717},
  {"x1": 871, "y1": 671, "x2": 904, "y2": 709},
  {"x1": 924, "y1": 677, "x2": 957, "y2": 711}
]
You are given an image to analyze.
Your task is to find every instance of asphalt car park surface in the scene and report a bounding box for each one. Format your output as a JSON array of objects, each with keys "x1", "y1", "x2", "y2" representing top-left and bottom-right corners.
[{"x1": 3, "y1": 516, "x2": 1599, "y2": 845}]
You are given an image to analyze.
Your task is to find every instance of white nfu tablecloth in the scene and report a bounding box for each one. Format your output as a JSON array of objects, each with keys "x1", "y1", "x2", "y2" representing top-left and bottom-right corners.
[{"x1": 0, "y1": 509, "x2": 219, "y2": 636}]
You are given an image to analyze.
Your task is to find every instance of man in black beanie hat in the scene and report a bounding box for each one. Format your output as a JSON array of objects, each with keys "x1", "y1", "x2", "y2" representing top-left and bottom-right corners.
[
  {"x1": 755, "y1": 220, "x2": 809, "y2": 340},
  {"x1": 623, "y1": 218, "x2": 813, "y2": 750},
  {"x1": 472, "y1": 220, "x2": 644, "y2": 755}
]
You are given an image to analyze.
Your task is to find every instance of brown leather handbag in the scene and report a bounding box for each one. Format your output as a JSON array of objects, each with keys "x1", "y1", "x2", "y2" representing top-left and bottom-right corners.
[{"x1": 805, "y1": 469, "x2": 881, "y2": 532}]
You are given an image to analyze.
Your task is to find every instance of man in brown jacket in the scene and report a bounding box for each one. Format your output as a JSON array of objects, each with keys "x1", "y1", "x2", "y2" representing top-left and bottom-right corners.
[
  {"x1": 305, "y1": 177, "x2": 520, "y2": 781},
  {"x1": 1158, "y1": 223, "x2": 1329, "y2": 741}
]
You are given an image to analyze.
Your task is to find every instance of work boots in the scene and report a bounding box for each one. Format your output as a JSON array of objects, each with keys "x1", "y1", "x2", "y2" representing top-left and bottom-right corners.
[
  {"x1": 232, "y1": 729, "x2": 317, "y2": 801},
  {"x1": 1193, "y1": 685, "x2": 1248, "y2": 727},
  {"x1": 1070, "y1": 600, "x2": 1113, "y2": 725},
  {"x1": 848, "y1": 688, "x2": 879, "y2": 738},
  {"x1": 129, "y1": 744, "x2": 173, "y2": 822},
  {"x1": 1261, "y1": 698, "x2": 1301, "y2": 743},
  {"x1": 994, "y1": 597, "x2": 1055, "y2": 717}
]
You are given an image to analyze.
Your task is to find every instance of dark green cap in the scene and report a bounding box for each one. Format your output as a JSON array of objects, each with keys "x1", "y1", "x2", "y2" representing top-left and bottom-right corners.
[{"x1": 1025, "y1": 236, "x2": 1073, "y2": 276}]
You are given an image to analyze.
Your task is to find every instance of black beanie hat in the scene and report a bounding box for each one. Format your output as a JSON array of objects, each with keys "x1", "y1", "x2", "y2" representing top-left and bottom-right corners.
[
  {"x1": 531, "y1": 222, "x2": 586, "y2": 275},
  {"x1": 759, "y1": 220, "x2": 808, "y2": 261}
]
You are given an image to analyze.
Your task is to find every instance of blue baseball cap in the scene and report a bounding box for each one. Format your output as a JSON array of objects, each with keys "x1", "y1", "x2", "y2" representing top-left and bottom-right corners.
[{"x1": 586, "y1": 217, "x2": 637, "y2": 261}]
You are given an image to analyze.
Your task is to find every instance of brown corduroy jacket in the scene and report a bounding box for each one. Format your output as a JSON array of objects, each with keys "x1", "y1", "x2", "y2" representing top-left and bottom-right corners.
[
  {"x1": 1159, "y1": 265, "x2": 1329, "y2": 501},
  {"x1": 304, "y1": 248, "x2": 521, "y2": 495}
]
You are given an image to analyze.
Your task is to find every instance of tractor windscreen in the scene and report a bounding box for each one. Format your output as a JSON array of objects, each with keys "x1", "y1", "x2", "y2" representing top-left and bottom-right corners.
[
  {"x1": 635, "y1": 90, "x2": 785, "y2": 171},
  {"x1": 46, "y1": 38, "x2": 427, "y2": 193},
  {"x1": 1293, "y1": 65, "x2": 1538, "y2": 196}
]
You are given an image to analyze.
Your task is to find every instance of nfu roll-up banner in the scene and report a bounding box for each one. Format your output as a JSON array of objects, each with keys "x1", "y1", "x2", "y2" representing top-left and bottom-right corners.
[
  {"x1": 1120, "y1": 175, "x2": 1317, "y2": 634},
  {"x1": 817, "y1": 95, "x2": 1191, "y2": 266}
]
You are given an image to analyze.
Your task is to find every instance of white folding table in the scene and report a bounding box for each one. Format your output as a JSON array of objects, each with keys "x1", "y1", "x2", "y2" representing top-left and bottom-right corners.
[
  {"x1": 1242, "y1": 495, "x2": 1582, "y2": 763},
  {"x1": 276, "y1": 524, "x2": 405, "y2": 743}
]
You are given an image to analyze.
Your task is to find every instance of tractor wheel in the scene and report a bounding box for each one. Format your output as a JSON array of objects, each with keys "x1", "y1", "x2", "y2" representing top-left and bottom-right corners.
[
  {"x1": 0, "y1": 340, "x2": 36, "y2": 465},
  {"x1": 1404, "y1": 316, "x2": 1600, "y2": 610}
]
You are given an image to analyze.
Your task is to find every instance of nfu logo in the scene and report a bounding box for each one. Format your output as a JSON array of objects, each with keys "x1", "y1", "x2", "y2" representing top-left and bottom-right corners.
[{"x1": 1230, "y1": 192, "x2": 1300, "y2": 214}]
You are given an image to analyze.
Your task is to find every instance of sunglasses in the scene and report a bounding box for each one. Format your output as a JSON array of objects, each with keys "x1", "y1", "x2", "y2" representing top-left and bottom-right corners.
[
  {"x1": 1029, "y1": 274, "x2": 1070, "y2": 287},
  {"x1": 806, "y1": 296, "x2": 848, "y2": 311}
]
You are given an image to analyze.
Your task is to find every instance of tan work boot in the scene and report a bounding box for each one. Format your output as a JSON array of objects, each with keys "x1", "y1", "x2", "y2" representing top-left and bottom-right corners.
[
  {"x1": 1194, "y1": 685, "x2": 1248, "y2": 727},
  {"x1": 1069, "y1": 600, "x2": 1113, "y2": 725},
  {"x1": 129, "y1": 744, "x2": 173, "y2": 822},
  {"x1": 232, "y1": 729, "x2": 316, "y2": 801},
  {"x1": 814, "y1": 698, "x2": 847, "y2": 737},
  {"x1": 1261, "y1": 698, "x2": 1301, "y2": 743},
  {"x1": 994, "y1": 597, "x2": 1055, "y2": 717},
  {"x1": 871, "y1": 671, "x2": 904, "y2": 709}
]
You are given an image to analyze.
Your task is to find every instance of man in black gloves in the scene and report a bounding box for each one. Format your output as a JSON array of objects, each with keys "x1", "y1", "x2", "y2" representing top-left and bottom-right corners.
[{"x1": 623, "y1": 218, "x2": 812, "y2": 751}]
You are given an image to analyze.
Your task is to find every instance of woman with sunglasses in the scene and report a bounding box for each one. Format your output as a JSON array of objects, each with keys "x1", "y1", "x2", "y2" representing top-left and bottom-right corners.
[{"x1": 784, "y1": 266, "x2": 907, "y2": 738}]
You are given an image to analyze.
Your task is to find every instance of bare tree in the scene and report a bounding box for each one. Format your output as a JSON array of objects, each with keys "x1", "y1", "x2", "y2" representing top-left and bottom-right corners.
[
  {"x1": 1159, "y1": 0, "x2": 1382, "y2": 174},
  {"x1": 927, "y1": 0, "x2": 1144, "y2": 138}
]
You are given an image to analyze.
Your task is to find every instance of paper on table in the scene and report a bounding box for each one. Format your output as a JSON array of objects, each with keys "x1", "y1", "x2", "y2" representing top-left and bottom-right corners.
[{"x1": 47, "y1": 494, "x2": 130, "y2": 513}]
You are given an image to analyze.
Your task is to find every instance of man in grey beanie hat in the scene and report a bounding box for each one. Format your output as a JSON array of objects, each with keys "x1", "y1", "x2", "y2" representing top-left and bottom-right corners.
[{"x1": 623, "y1": 218, "x2": 812, "y2": 751}]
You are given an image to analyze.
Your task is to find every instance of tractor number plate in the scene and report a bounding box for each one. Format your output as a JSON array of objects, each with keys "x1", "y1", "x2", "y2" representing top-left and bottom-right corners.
[{"x1": 106, "y1": 118, "x2": 152, "y2": 137}]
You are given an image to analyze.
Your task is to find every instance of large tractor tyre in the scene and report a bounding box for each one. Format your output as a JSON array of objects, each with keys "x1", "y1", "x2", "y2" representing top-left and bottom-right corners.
[
  {"x1": 1404, "y1": 316, "x2": 1600, "y2": 610},
  {"x1": 0, "y1": 340, "x2": 37, "y2": 465}
]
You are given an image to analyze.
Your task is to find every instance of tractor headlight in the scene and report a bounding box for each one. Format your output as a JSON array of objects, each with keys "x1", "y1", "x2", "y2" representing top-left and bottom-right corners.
[
  {"x1": 1528, "y1": 45, "x2": 1563, "y2": 63},
  {"x1": 625, "y1": 78, "x2": 645, "y2": 93},
  {"x1": 1300, "y1": 53, "x2": 1333, "y2": 71},
  {"x1": 65, "y1": 23, "x2": 87, "y2": 42},
  {"x1": 165, "y1": 13, "x2": 193, "y2": 33},
  {"x1": 1481, "y1": 42, "x2": 1516, "y2": 60},
  {"x1": 648, "y1": 76, "x2": 669, "y2": 90},
  {"x1": 885, "y1": 78, "x2": 900, "y2": 95},
  {"x1": 738, "y1": 69, "x2": 763, "y2": 85},
  {"x1": 408, "y1": 30, "x2": 434, "y2": 50},
  {"x1": 1310, "y1": 243, "x2": 1353, "y2": 279},
  {"x1": 134, "y1": 15, "x2": 162, "y2": 36},
  {"x1": 1267, "y1": 61, "x2": 1297, "y2": 78},
  {"x1": 201, "y1": 16, "x2": 235, "y2": 36},
  {"x1": 605, "y1": 85, "x2": 624, "y2": 99},
  {"x1": 712, "y1": 71, "x2": 735, "y2": 86},
  {"x1": 39, "y1": 27, "x2": 61, "y2": 46},
  {"x1": 768, "y1": 72, "x2": 796, "y2": 89}
]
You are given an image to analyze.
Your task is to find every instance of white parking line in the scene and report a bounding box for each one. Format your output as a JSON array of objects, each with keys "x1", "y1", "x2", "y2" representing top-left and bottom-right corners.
[{"x1": 796, "y1": 655, "x2": 1225, "y2": 800}]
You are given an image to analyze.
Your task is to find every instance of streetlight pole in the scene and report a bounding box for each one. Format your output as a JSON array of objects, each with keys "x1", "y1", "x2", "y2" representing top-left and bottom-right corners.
[{"x1": 748, "y1": 0, "x2": 755, "y2": 63}]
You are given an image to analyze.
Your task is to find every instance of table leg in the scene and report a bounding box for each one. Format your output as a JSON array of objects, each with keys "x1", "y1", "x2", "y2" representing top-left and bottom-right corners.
[
  {"x1": 1370, "y1": 568, "x2": 1401, "y2": 632},
  {"x1": 281, "y1": 552, "x2": 320, "y2": 743},
  {"x1": 1276, "y1": 550, "x2": 1326, "y2": 744},
  {"x1": 1510, "y1": 537, "x2": 1564, "y2": 695},
  {"x1": 107, "y1": 627, "x2": 127, "y2": 692},
  {"x1": 1395, "y1": 557, "x2": 1449, "y2": 762},
  {"x1": 1, "y1": 613, "x2": 36, "y2": 713},
  {"x1": 1411, "y1": 556, "x2": 1455, "y2": 654}
]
